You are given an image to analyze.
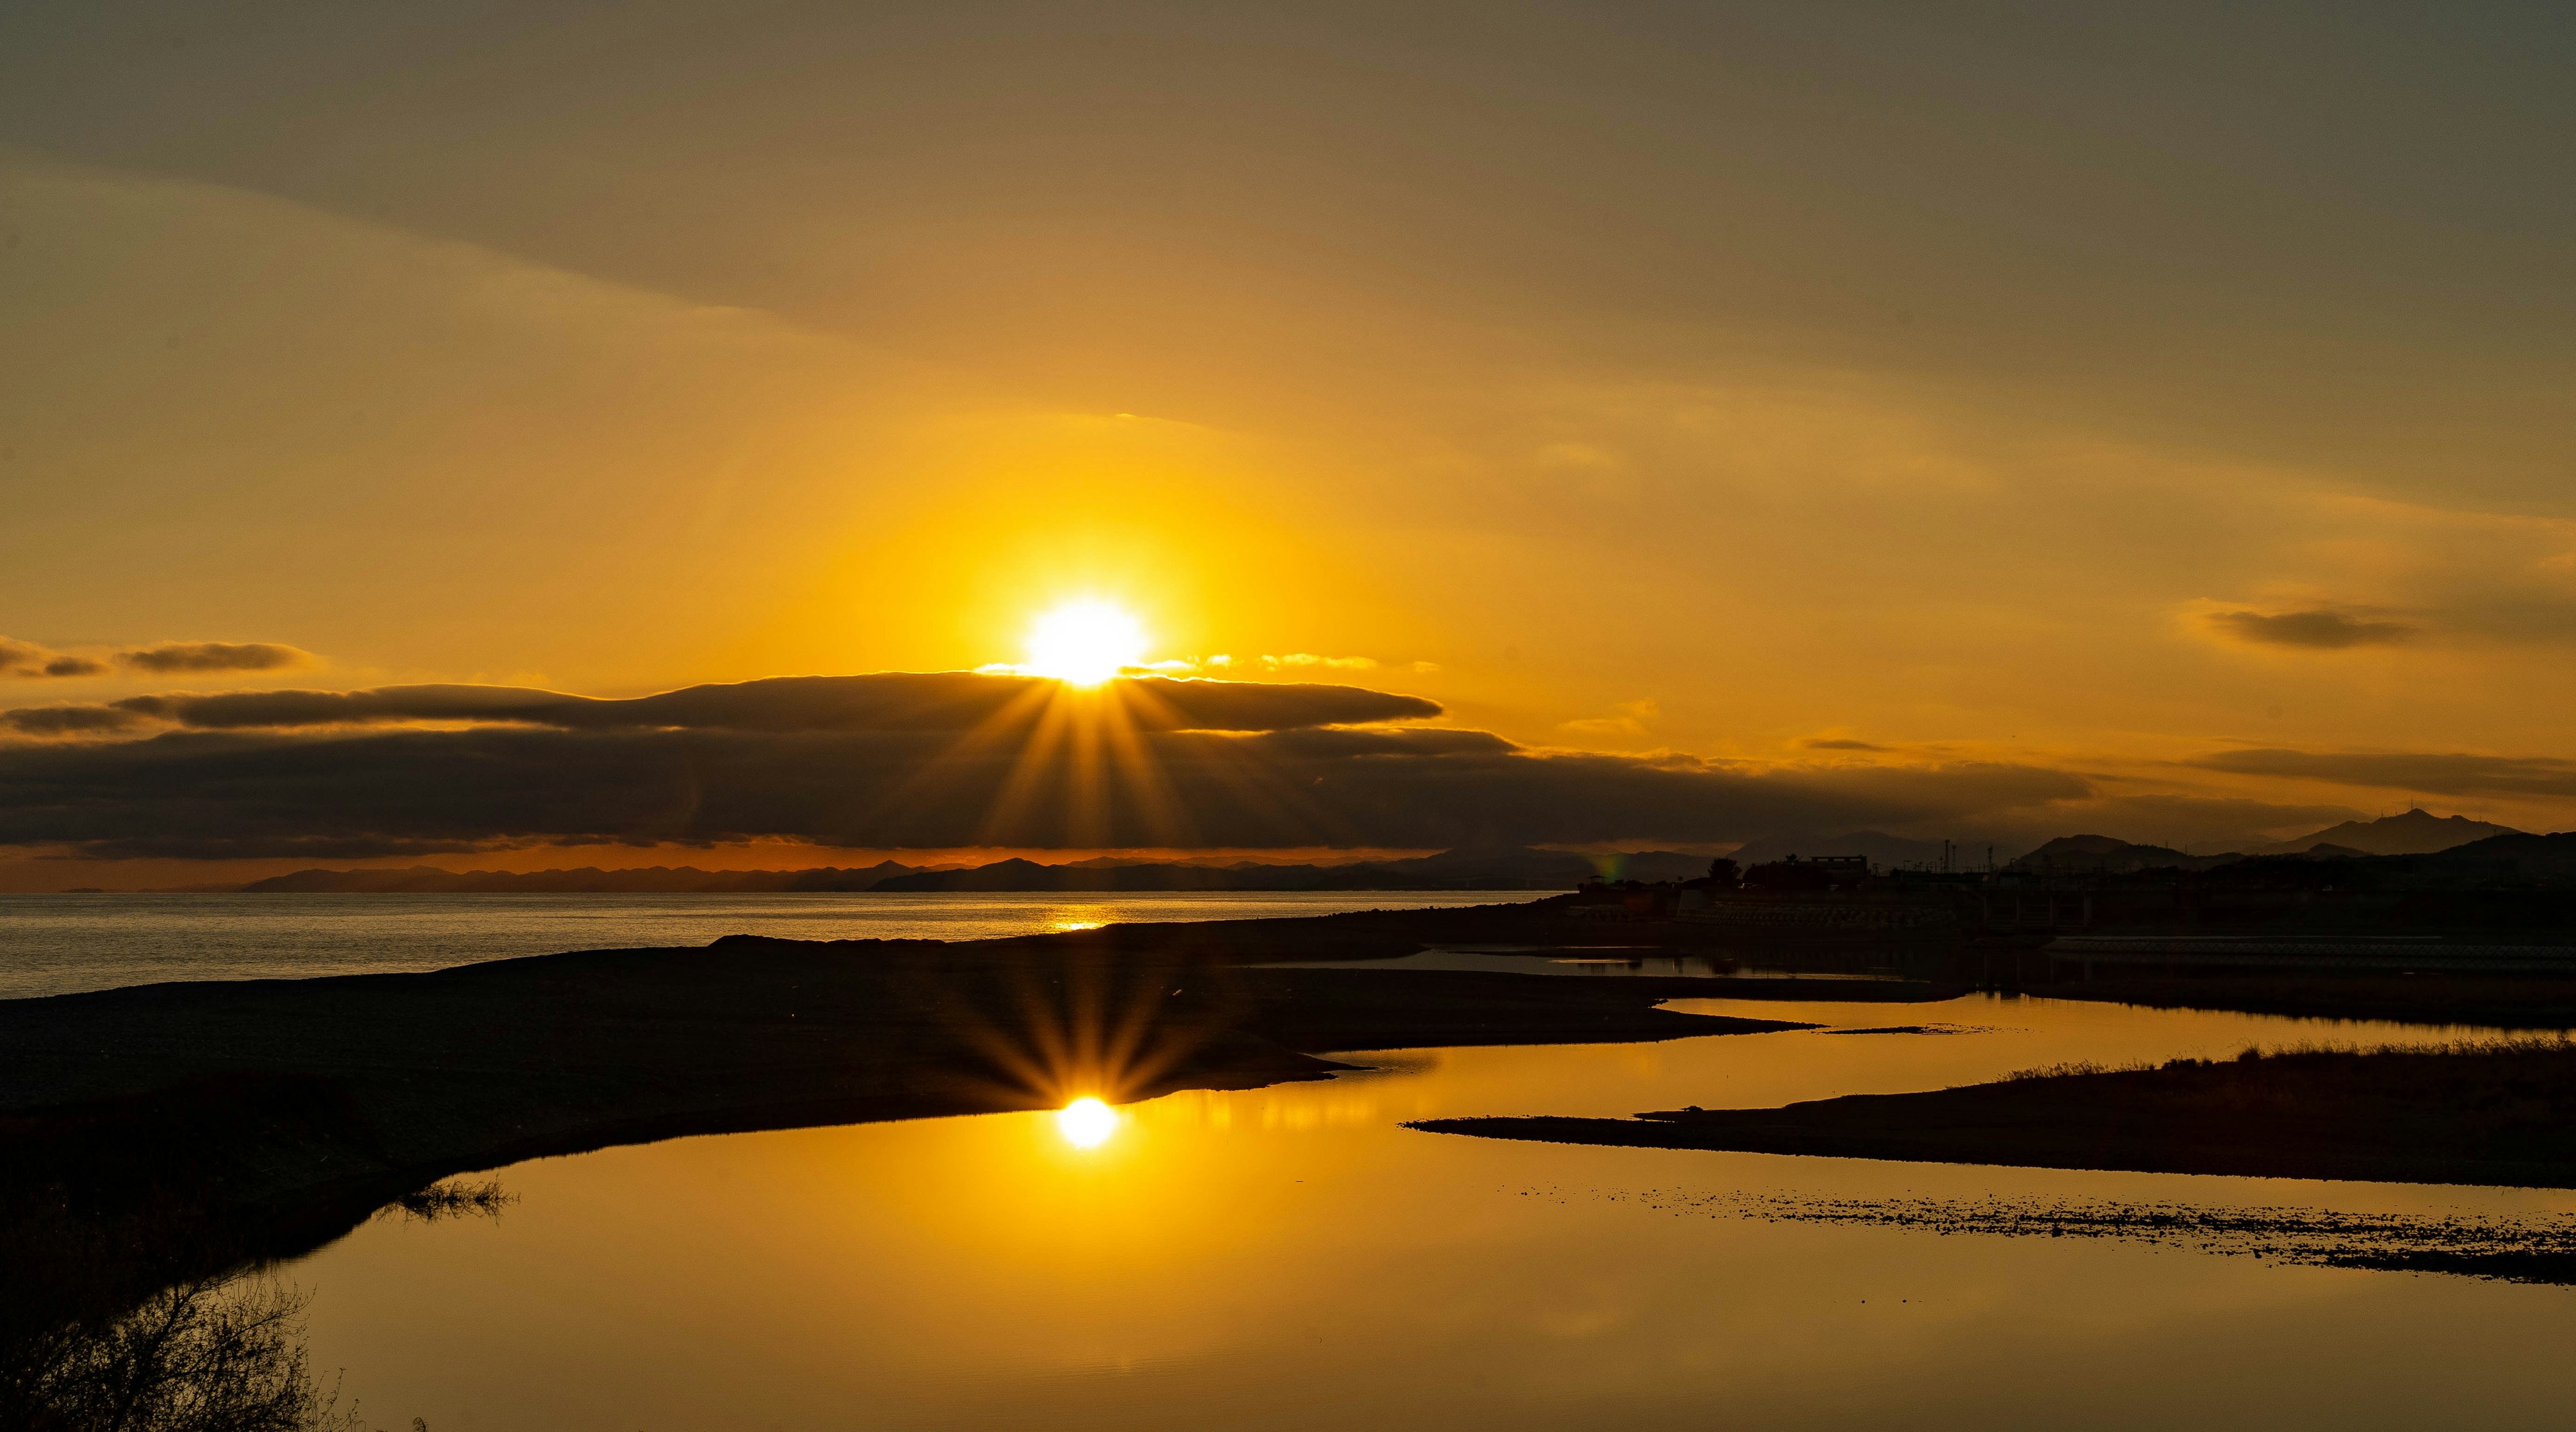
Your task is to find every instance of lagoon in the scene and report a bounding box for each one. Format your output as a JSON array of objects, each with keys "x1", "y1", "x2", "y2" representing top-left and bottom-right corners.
[{"x1": 291, "y1": 991, "x2": 2576, "y2": 1431}]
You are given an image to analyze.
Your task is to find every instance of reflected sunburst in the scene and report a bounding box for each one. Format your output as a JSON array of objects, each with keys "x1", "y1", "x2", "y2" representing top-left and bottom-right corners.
[{"x1": 1055, "y1": 1096, "x2": 1120, "y2": 1148}]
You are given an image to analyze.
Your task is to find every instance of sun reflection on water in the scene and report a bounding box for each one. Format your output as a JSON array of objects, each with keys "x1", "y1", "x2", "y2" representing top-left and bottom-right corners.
[{"x1": 1055, "y1": 1097, "x2": 1120, "y2": 1149}]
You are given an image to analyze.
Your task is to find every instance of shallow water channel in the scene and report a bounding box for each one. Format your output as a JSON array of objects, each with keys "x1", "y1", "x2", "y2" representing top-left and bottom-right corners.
[{"x1": 289, "y1": 990, "x2": 2576, "y2": 1430}]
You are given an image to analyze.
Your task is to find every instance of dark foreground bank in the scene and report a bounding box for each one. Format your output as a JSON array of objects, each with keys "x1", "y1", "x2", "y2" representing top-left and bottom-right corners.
[{"x1": 1414, "y1": 1040, "x2": 2576, "y2": 1189}]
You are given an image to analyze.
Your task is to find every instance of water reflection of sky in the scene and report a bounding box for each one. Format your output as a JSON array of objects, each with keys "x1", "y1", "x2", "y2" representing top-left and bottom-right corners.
[
  {"x1": 0, "y1": 891, "x2": 1538, "y2": 998},
  {"x1": 298, "y1": 995, "x2": 2576, "y2": 1430}
]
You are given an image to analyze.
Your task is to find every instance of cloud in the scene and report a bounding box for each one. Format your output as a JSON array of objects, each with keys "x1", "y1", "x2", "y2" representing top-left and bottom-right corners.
[
  {"x1": 0, "y1": 672, "x2": 2095, "y2": 857},
  {"x1": 64, "y1": 834, "x2": 502, "y2": 861},
  {"x1": 0, "y1": 638, "x2": 105, "y2": 679},
  {"x1": 73, "y1": 673, "x2": 1438, "y2": 736},
  {"x1": 2190, "y1": 748, "x2": 2576, "y2": 799},
  {"x1": 0, "y1": 635, "x2": 312, "y2": 679},
  {"x1": 1, "y1": 704, "x2": 149, "y2": 736},
  {"x1": 115, "y1": 641, "x2": 313, "y2": 673},
  {"x1": 2202, "y1": 608, "x2": 2416, "y2": 649}
]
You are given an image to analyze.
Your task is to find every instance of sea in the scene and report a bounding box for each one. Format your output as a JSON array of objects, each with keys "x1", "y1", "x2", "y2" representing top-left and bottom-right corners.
[
  {"x1": 11, "y1": 892, "x2": 2576, "y2": 1428},
  {"x1": 0, "y1": 889, "x2": 1537, "y2": 1001}
]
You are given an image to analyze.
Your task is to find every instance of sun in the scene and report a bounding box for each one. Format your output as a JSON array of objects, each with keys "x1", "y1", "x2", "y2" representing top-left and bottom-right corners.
[
  {"x1": 1055, "y1": 1095, "x2": 1120, "y2": 1148},
  {"x1": 1025, "y1": 600, "x2": 1147, "y2": 686}
]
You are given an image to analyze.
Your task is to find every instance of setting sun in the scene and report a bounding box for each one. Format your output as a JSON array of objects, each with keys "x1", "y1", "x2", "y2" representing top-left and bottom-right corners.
[
  {"x1": 1055, "y1": 1096, "x2": 1120, "y2": 1148},
  {"x1": 1025, "y1": 600, "x2": 1147, "y2": 686}
]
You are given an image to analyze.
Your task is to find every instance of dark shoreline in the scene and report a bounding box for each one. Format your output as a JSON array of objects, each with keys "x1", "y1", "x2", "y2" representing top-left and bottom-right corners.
[
  {"x1": 1413, "y1": 1041, "x2": 2576, "y2": 1189},
  {"x1": 3, "y1": 900, "x2": 1908, "y2": 1305}
]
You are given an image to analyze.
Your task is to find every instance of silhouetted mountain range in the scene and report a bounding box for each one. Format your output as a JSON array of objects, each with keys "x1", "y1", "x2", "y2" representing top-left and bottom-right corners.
[
  {"x1": 2000, "y1": 812, "x2": 2528, "y2": 874},
  {"x1": 2006, "y1": 836, "x2": 2234, "y2": 873},
  {"x1": 237, "y1": 847, "x2": 1715, "y2": 894},
  {"x1": 227, "y1": 818, "x2": 2557, "y2": 893},
  {"x1": 2256, "y1": 809, "x2": 2522, "y2": 856}
]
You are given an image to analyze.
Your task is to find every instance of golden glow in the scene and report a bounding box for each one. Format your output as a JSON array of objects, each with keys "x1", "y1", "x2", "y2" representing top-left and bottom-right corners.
[
  {"x1": 1024, "y1": 600, "x2": 1148, "y2": 686},
  {"x1": 1055, "y1": 1096, "x2": 1120, "y2": 1148}
]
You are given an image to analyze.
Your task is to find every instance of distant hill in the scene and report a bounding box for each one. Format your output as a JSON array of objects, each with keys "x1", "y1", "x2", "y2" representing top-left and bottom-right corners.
[
  {"x1": 237, "y1": 834, "x2": 2576, "y2": 895},
  {"x1": 2006, "y1": 835, "x2": 2238, "y2": 874},
  {"x1": 239, "y1": 847, "x2": 1701, "y2": 894},
  {"x1": 2426, "y1": 830, "x2": 2576, "y2": 879},
  {"x1": 2258, "y1": 809, "x2": 2522, "y2": 857}
]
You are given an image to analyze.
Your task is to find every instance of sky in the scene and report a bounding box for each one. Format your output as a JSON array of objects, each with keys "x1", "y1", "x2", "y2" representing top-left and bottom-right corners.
[{"x1": 3, "y1": 2, "x2": 2574, "y2": 885}]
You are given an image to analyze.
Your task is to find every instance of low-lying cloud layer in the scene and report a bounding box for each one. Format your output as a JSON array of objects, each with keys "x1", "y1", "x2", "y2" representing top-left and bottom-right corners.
[
  {"x1": 2202, "y1": 608, "x2": 2417, "y2": 650},
  {"x1": 116, "y1": 641, "x2": 311, "y2": 674},
  {"x1": 0, "y1": 639, "x2": 106, "y2": 679},
  {"x1": 0, "y1": 636, "x2": 313, "y2": 679},
  {"x1": 6, "y1": 673, "x2": 1436, "y2": 738},
  {"x1": 0, "y1": 671, "x2": 2119, "y2": 859}
]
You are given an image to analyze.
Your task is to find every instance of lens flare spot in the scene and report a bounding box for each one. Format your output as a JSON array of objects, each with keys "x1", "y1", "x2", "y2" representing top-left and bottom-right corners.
[
  {"x1": 1026, "y1": 600, "x2": 1146, "y2": 686},
  {"x1": 1056, "y1": 1096, "x2": 1119, "y2": 1148}
]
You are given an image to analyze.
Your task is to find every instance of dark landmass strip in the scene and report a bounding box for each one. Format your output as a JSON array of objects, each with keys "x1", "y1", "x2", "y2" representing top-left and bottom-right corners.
[
  {"x1": 1, "y1": 899, "x2": 1893, "y2": 1311},
  {"x1": 1413, "y1": 1042, "x2": 2576, "y2": 1188},
  {"x1": 1601, "y1": 1187, "x2": 2576, "y2": 1286},
  {"x1": 234, "y1": 846, "x2": 1717, "y2": 893}
]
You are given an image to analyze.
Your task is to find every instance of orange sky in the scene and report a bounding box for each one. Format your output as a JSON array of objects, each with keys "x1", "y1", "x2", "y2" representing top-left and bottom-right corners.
[{"x1": 4, "y1": 4, "x2": 2575, "y2": 884}]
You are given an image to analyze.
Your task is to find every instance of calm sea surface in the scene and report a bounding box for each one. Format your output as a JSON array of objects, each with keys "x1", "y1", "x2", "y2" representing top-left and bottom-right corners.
[
  {"x1": 297, "y1": 996, "x2": 2571, "y2": 1431},
  {"x1": 16, "y1": 896, "x2": 2574, "y2": 1427},
  {"x1": 0, "y1": 890, "x2": 1537, "y2": 999}
]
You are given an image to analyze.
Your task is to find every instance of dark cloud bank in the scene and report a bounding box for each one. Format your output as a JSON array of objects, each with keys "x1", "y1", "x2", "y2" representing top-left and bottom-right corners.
[
  {"x1": 2204, "y1": 609, "x2": 2414, "y2": 649},
  {"x1": 0, "y1": 636, "x2": 311, "y2": 680},
  {"x1": 0, "y1": 673, "x2": 2103, "y2": 859}
]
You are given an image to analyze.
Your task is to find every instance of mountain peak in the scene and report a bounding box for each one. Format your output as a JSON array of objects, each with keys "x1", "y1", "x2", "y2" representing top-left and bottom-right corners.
[{"x1": 2259, "y1": 810, "x2": 2522, "y2": 857}]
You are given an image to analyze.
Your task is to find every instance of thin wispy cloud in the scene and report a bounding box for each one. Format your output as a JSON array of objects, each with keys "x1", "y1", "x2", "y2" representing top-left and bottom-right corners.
[{"x1": 2202, "y1": 609, "x2": 2416, "y2": 650}]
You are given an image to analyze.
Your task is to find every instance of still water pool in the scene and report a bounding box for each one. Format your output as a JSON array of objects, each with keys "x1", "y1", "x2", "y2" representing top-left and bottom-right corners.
[{"x1": 293, "y1": 993, "x2": 2576, "y2": 1431}]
